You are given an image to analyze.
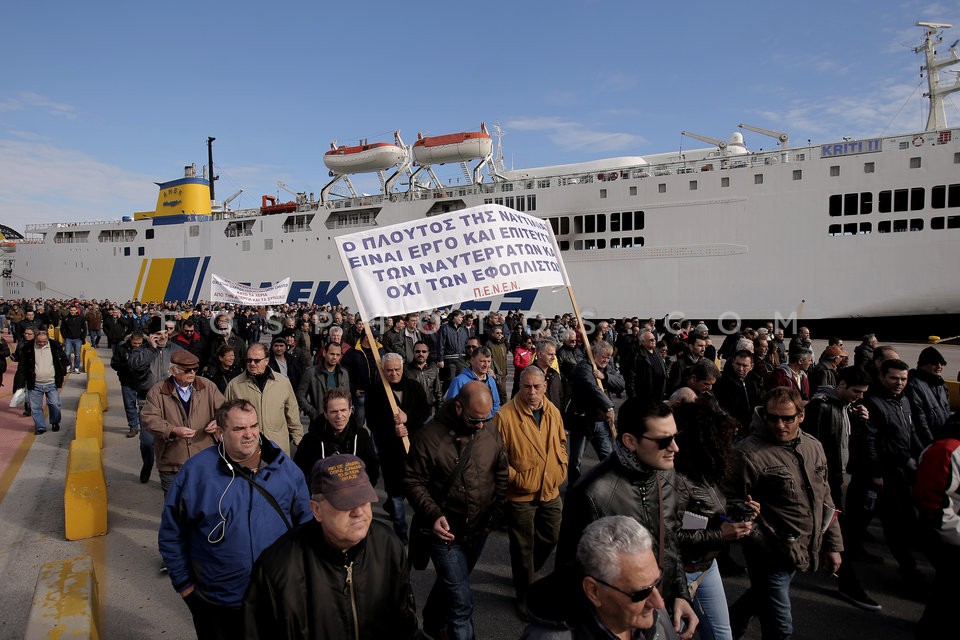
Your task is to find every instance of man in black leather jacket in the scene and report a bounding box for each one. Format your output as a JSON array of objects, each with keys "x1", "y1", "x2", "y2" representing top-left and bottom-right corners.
[{"x1": 557, "y1": 399, "x2": 698, "y2": 640}]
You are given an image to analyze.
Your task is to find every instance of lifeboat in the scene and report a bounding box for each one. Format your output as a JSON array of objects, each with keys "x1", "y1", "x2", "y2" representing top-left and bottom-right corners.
[
  {"x1": 323, "y1": 141, "x2": 406, "y2": 175},
  {"x1": 0, "y1": 241, "x2": 15, "y2": 253},
  {"x1": 260, "y1": 195, "x2": 297, "y2": 215},
  {"x1": 412, "y1": 124, "x2": 493, "y2": 165}
]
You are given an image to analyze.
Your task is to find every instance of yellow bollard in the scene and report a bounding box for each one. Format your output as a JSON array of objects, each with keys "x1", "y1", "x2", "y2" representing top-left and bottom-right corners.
[
  {"x1": 946, "y1": 380, "x2": 960, "y2": 411},
  {"x1": 64, "y1": 438, "x2": 108, "y2": 540},
  {"x1": 85, "y1": 376, "x2": 108, "y2": 412},
  {"x1": 86, "y1": 357, "x2": 105, "y2": 377},
  {"x1": 49, "y1": 326, "x2": 62, "y2": 343},
  {"x1": 24, "y1": 555, "x2": 101, "y2": 640},
  {"x1": 76, "y1": 392, "x2": 104, "y2": 448},
  {"x1": 82, "y1": 349, "x2": 99, "y2": 374}
]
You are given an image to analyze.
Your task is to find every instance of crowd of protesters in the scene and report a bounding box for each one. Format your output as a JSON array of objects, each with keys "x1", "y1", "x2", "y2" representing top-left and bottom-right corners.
[{"x1": 0, "y1": 295, "x2": 957, "y2": 640}]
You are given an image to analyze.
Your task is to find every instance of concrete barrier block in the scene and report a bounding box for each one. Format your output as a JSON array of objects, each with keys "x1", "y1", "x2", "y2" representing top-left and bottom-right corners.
[
  {"x1": 946, "y1": 380, "x2": 960, "y2": 411},
  {"x1": 76, "y1": 393, "x2": 104, "y2": 448},
  {"x1": 85, "y1": 377, "x2": 108, "y2": 412},
  {"x1": 24, "y1": 555, "x2": 101, "y2": 640},
  {"x1": 82, "y1": 349, "x2": 99, "y2": 374},
  {"x1": 86, "y1": 357, "x2": 105, "y2": 377},
  {"x1": 64, "y1": 438, "x2": 107, "y2": 540}
]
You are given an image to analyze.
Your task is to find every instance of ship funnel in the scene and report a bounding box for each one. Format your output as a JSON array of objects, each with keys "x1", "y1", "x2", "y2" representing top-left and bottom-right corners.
[{"x1": 184, "y1": 164, "x2": 197, "y2": 178}]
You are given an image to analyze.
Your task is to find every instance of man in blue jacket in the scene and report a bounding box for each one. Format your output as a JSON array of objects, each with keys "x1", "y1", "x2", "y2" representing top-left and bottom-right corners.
[{"x1": 159, "y1": 399, "x2": 312, "y2": 639}]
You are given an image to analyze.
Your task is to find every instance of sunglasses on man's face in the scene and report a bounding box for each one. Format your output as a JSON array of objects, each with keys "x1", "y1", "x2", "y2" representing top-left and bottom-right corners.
[
  {"x1": 640, "y1": 434, "x2": 676, "y2": 450},
  {"x1": 246, "y1": 357, "x2": 266, "y2": 364},
  {"x1": 591, "y1": 574, "x2": 662, "y2": 603}
]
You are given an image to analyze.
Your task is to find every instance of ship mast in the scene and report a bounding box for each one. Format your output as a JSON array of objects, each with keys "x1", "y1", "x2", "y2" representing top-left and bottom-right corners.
[{"x1": 917, "y1": 22, "x2": 960, "y2": 131}]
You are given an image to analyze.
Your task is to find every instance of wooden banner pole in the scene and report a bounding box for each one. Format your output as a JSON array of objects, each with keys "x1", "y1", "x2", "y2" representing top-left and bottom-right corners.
[
  {"x1": 566, "y1": 286, "x2": 617, "y2": 440},
  {"x1": 361, "y1": 320, "x2": 410, "y2": 453}
]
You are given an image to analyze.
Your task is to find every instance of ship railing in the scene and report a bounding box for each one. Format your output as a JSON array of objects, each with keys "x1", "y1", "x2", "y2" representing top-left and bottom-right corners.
[{"x1": 25, "y1": 219, "x2": 122, "y2": 232}]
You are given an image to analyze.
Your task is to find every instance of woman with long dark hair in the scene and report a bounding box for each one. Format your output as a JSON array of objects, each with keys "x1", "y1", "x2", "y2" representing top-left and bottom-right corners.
[{"x1": 674, "y1": 400, "x2": 760, "y2": 640}]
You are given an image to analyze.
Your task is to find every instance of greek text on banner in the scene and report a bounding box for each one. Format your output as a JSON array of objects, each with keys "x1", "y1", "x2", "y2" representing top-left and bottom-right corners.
[
  {"x1": 210, "y1": 274, "x2": 292, "y2": 306},
  {"x1": 335, "y1": 204, "x2": 570, "y2": 319}
]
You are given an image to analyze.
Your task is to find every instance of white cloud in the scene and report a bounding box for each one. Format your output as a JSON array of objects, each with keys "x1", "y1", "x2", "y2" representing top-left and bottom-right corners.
[
  {"x1": 0, "y1": 92, "x2": 77, "y2": 120},
  {"x1": 0, "y1": 136, "x2": 155, "y2": 231},
  {"x1": 506, "y1": 116, "x2": 646, "y2": 152}
]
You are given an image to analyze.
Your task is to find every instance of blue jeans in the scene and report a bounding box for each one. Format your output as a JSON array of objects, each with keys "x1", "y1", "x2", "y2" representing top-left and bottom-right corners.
[
  {"x1": 120, "y1": 385, "x2": 140, "y2": 431},
  {"x1": 136, "y1": 398, "x2": 155, "y2": 473},
  {"x1": 423, "y1": 534, "x2": 488, "y2": 640},
  {"x1": 383, "y1": 494, "x2": 408, "y2": 538},
  {"x1": 567, "y1": 421, "x2": 613, "y2": 486},
  {"x1": 686, "y1": 559, "x2": 732, "y2": 640},
  {"x1": 88, "y1": 328, "x2": 104, "y2": 347},
  {"x1": 30, "y1": 384, "x2": 61, "y2": 432},
  {"x1": 730, "y1": 544, "x2": 796, "y2": 640},
  {"x1": 64, "y1": 338, "x2": 83, "y2": 370}
]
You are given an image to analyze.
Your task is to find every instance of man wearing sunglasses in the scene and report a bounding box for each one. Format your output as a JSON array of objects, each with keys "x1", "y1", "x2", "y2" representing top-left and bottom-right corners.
[
  {"x1": 727, "y1": 386, "x2": 843, "y2": 640},
  {"x1": 523, "y1": 516, "x2": 679, "y2": 640},
  {"x1": 558, "y1": 399, "x2": 698, "y2": 640},
  {"x1": 141, "y1": 349, "x2": 224, "y2": 494},
  {"x1": 404, "y1": 382, "x2": 508, "y2": 640}
]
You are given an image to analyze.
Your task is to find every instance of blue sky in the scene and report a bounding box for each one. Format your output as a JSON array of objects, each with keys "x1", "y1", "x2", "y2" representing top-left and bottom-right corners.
[{"x1": 1, "y1": 0, "x2": 958, "y2": 232}]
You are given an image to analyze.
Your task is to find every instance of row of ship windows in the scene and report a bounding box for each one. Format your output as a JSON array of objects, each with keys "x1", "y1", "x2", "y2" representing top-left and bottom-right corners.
[
  {"x1": 828, "y1": 215, "x2": 960, "y2": 235},
  {"x1": 556, "y1": 237, "x2": 645, "y2": 251},
  {"x1": 481, "y1": 195, "x2": 538, "y2": 211},
  {"x1": 547, "y1": 211, "x2": 645, "y2": 236},
  {"x1": 828, "y1": 184, "x2": 960, "y2": 216}
]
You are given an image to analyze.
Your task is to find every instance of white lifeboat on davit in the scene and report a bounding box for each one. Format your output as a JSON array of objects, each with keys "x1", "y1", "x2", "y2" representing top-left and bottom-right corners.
[
  {"x1": 323, "y1": 140, "x2": 406, "y2": 175},
  {"x1": 412, "y1": 123, "x2": 493, "y2": 165}
]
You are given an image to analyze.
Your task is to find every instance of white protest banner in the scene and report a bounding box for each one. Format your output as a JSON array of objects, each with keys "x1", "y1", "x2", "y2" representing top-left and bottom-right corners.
[
  {"x1": 335, "y1": 204, "x2": 570, "y2": 319},
  {"x1": 210, "y1": 274, "x2": 291, "y2": 306}
]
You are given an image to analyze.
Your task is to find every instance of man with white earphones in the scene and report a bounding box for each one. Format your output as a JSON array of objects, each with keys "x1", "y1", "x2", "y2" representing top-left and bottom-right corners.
[{"x1": 159, "y1": 399, "x2": 312, "y2": 640}]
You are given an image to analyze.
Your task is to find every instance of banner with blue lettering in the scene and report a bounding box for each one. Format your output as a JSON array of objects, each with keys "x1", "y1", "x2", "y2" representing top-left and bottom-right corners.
[
  {"x1": 335, "y1": 204, "x2": 569, "y2": 319},
  {"x1": 210, "y1": 274, "x2": 291, "y2": 305}
]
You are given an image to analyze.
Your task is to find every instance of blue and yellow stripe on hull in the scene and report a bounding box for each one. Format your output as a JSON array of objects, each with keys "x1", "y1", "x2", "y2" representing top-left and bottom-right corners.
[{"x1": 134, "y1": 257, "x2": 210, "y2": 304}]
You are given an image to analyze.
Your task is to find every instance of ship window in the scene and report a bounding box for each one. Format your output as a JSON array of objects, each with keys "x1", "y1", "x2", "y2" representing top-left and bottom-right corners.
[
  {"x1": 955, "y1": 152, "x2": 960, "y2": 164},
  {"x1": 596, "y1": 215, "x2": 606, "y2": 232},
  {"x1": 138, "y1": 246, "x2": 145, "y2": 256},
  {"x1": 893, "y1": 189, "x2": 908, "y2": 212},
  {"x1": 527, "y1": 195, "x2": 537, "y2": 211},
  {"x1": 949, "y1": 215, "x2": 960, "y2": 229},
  {"x1": 689, "y1": 180, "x2": 698, "y2": 191},
  {"x1": 494, "y1": 197, "x2": 503, "y2": 205},
  {"x1": 483, "y1": 198, "x2": 493, "y2": 204},
  {"x1": 932, "y1": 216, "x2": 945, "y2": 229},
  {"x1": 537, "y1": 179, "x2": 551, "y2": 188},
  {"x1": 864, "y1": 162, "x2": 875, "y2": 173},
  {"x1": 860, "y1": 192, "x2": 873, "y2": 214},
  {"x1": 634, "y1": 211, "x2": 644, "y2": 229},
  {"x1": 189, "y1": 225, "x2": 199, "y2": 237},
  {"x1": 574, "y1": 239, "x2": 607, "y2": 250},
  {"x1": 611, "y1": 238, "x2": 620, "y2": 248},
  {"x1": 899, "y1": 141, "x2": 910, "y2": 150},
  {"x1": 658, "y1": 183, "x2": 666, "y2": 193},
  {"x1": 910, "y1": 157, "x2": 921, "y2": 169},
  {"x1": 878, "y1": 221, "x2": 891, "y2": 233},
  {"x1": 502, "y1": 183, "x2": 514, "y2": 192},
  {"x1": 950, "y1": 184, "x2": 960, "y2": 207},
  {"x1": 505, "y1": 196, "x2": 515, "y2": 208},
  {"x1": 124, "y1": 247, "x2": 131, "y2": 256},
  {"x1": 282, "y1": 214, "x2": 314, "y2": 233},
  {"x1": 516, "y1": 196, "x2": 526, "y2": 211},
  {"x1": 910, "y1": 187, "x2": 924, "y2": 210},
  {"x1": 721, "y1": 177, "x2": 730, "y2": 187},
  {"x1": 634, "y1": 236, "x2": 644, "y2": 246},
  {"x1": 893, "y1": 219, "x2": 908, "y2": 232},
  {"x1": 860, "y1": 222, "x2": 872, "y2": 234},
  {"x1": 844, "y1": 193, "x2": 858, "y2": 216},
  {"x1": 600, "y1": 189, "x2": 607, "y2": 199},
  {"x1": 878, "y1": 190, "x2": 891, "y2": 213},
  {"x1": 844, "y1": 223, "x2": 858, "y2": 235},
  {"x1": 754, "y1": 174, "x2": 763, "y2": 184},
  {"x1": 830, "y1": 165, "x2": 840, "y2": 177},
  {"x1": 793, "y1": 170, "x2": 802, "y2": 181},
  {"x1": 549, "y1": 217, "x2": 570, "y2": 236},
  {"x1": 611, "y1": 212, "x2": 621, "y2": 232},
  {"x1": 932, "y1": 185, "x2": 945, "y2": 208},
  {"x1": 241, "y1": 240, "x2": 250, "y2": 251},
  {"x1": 145, "y1": 229, "x2": 155, "y2": 239},
  {"x1": 828, "y1": 224, "x2": 841, "y2": 236},
  {"x1": 910, "y1": 218, "x2": 924, "y2": 231},
  {"x1": 264, "y1": 239, "x2": 273, "y2": 250},
  {"x1": 558, "y1": 240, "x2": 570, "y2": 251},
  {"x1": 829, "y1": 195, "x2": 842, "y2": 217},
  {"x1": 225, "y1": 221, "x2": 255, "y2": 237},
  {"x1": 629, "y1": 186, "x2": 638, "y2": 196}
]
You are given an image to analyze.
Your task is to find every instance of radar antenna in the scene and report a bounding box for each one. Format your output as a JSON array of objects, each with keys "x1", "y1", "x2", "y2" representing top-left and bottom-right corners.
[{"x1": 916, "y1": 22, "x2": 960, "y2": 130}]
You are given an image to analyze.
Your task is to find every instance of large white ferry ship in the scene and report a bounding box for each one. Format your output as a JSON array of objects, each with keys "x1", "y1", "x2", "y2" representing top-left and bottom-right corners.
[{"x1": 3, "y1": 23, "x2": 959, "y2": 329}]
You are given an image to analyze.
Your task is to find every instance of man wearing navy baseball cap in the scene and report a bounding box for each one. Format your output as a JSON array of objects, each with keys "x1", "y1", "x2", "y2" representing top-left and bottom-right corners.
[{"x1": 244, "y1": 454, "x2": 420, "y2": 639}]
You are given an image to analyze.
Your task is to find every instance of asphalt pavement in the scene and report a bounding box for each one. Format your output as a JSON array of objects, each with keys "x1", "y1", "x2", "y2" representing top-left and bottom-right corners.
[{"x1": 0, "y1": 339, "x2": 950, "y2": 639}]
